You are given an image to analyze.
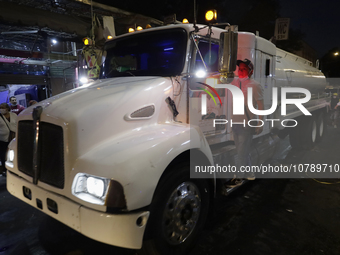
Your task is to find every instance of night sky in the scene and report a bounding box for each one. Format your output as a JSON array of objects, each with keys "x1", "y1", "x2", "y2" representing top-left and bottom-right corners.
[
  {"x1": 100, "y1": 0, "x2": 339, "y2": 58},
  {"x1": 279, "y1": 0, "x2": 340, "y2": 57}
]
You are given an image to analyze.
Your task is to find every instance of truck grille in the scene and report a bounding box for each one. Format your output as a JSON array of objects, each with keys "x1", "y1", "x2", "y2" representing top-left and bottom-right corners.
[{"x1": 17, "y1": 120, "x2": 65, "y2": 189}]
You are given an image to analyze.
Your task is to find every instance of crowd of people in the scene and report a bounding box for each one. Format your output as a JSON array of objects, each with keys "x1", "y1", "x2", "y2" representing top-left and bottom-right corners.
[{"x1": 0, "y1": 96, "x2": 29, "y2": 176}]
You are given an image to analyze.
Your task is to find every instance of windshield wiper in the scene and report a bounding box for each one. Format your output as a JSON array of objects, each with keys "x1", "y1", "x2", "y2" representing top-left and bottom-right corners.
[
  {"x1": 125, "y1": 71, "x2": 135, "y2": 76},
  {"x1": 104, "y1": 69, "x2": 136, "y2": 78}
]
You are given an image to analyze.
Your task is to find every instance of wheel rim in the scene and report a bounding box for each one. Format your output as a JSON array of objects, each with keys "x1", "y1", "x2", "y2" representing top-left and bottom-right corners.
[
  {"x1": 312, "y1": 120, "x2": 317, "y2": 143},
  {"x1": 319, "y1": 117, "x2": 324, "y2": 137},
  {"x1": 162, "y1": 182, "x2": 201, "y2": 245}
]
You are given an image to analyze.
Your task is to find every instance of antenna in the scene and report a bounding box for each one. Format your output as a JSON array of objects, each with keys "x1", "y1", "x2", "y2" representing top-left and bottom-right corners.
[
  {"x1": 91, "y1": 0, "x2": 95, "y2": 44},
  {"x1": 194, "y1": 0, "x2": 196, "y2": 25},
  {"x1": 193, "y1": 0, "x2": 198, "y2": 31}
]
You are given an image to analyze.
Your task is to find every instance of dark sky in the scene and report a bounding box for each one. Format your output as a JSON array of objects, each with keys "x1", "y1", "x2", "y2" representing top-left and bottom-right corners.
[
  {"x1": 278, "y1": 0, "x2": 339, "y2": 57},
  {"x1": 102, "y1": 0, "x2": 339, "y2": 58}
]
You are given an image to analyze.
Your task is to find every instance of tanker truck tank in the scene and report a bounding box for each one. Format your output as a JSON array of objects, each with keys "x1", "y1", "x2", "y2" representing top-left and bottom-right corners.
[
  {"x1": 275, "y1": 48, "x2": 327, "y2": 98},
  {"x1": 273, "y1": 49, "x2": 329, "y2": 150}
]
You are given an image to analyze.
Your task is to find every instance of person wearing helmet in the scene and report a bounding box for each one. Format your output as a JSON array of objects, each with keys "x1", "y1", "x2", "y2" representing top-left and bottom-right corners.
[{"x1": 225, "y1": 58, "x2": 264, "y2": 188}]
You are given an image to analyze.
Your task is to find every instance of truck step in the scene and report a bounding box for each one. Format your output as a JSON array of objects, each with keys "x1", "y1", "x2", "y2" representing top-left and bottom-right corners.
[{"x1": 221, "y1": 180, "x2": 248, "y2": 196}]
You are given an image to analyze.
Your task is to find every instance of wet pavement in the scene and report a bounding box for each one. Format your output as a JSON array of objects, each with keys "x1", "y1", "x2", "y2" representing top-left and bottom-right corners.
[{"x1": 1, "y1": 127, "x2": 340, "y2": 255}]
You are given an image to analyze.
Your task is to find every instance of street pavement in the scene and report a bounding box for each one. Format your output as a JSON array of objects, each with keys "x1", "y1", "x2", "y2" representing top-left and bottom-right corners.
[{"x1": 1, "y1": 127, "x2": 340, "y2": 255}]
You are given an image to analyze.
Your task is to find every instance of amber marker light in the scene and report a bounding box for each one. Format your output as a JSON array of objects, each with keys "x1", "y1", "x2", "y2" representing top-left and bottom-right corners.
[
  {"x1": 205, "y1": 10, "x2": 217, "y2": 23},
  {"x1": 182, "y1": 18, "x2": 189, "y2": 24},
  {"x1": 83, "y1": 37, "x2": 91, "y2": 45},
  {"x1": 137, "y1": 26, "x2": 143, "y2": 31},
  {"x1": 128, "y1": 28, "x2": 135, "y2": 33}
]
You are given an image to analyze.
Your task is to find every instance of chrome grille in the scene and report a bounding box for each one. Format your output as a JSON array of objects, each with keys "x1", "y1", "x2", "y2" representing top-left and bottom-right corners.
[{"x1": 17, "y1": 120, "x2": 65, "y2": 189}]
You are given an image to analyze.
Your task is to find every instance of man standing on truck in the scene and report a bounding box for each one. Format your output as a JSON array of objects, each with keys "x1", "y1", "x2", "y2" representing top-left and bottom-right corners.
[{"x1": 226, "y1": 59, "x2": 264, "y2": 188}]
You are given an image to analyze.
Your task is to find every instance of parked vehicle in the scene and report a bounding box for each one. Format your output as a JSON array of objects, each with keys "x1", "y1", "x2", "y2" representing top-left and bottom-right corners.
[{"x1": 6, "y1": 13, "x2": 328, "y2": 255}]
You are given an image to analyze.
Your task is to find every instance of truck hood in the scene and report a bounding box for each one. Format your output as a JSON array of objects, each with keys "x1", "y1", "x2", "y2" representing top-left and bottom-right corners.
[{"x1": 19, "y1": 77, "x2": 175, "y2": 157}]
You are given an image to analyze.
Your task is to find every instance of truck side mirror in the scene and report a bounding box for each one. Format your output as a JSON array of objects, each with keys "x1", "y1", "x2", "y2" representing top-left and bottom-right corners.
[{"x1": 218, "y1": 26, "x2": 238, "y2": 83}]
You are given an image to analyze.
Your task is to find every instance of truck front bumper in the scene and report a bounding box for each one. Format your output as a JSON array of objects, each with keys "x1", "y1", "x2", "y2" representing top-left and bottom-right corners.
[{"x1": 6, "y1": 170, "x2": 149, "y2": 249}]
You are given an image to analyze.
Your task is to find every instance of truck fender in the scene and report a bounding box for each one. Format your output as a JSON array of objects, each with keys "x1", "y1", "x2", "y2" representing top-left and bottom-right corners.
[{"x1": 71, "y1": 123, "x2": 213, "y2": 211}]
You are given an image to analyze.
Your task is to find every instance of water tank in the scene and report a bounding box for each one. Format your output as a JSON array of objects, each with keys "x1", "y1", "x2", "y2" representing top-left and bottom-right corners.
[{"x1": 275, "y1": 49, "x2": 327, "y2": 98}]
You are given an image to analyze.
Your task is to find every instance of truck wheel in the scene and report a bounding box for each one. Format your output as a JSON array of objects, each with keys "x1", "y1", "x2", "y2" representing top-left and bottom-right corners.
[
  {"x1": 301, "y1": 115, "x2": 317, "y2": 149},
  {"x1": 141, "y1": 163, "x2": 210, "y2": 255},
  {"x1": 316, "y1": 112, "x2": 326, "y2": 143}
]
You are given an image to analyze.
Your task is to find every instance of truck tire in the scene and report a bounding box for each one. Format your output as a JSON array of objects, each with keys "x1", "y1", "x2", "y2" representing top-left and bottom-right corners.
[
  {"x1": 316, "y1": 112, "x2": 326, "y2": 143},
  {"x1": 301, "y1": 115, "x2": 317, "y2": 149},
  {"x1": 140, "y1": 163, "x2": 210, "y2": 255}
]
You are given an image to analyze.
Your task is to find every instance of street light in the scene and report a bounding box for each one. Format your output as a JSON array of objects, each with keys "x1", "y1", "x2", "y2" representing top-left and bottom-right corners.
[{"x1": 321, "y1": 50, "x2": 340, "y2": 78}]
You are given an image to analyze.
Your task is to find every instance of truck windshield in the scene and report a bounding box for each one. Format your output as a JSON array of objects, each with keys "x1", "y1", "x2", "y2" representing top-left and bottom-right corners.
[{"x1": 100, "y1": 28, "x2": 187, "y2": 78}]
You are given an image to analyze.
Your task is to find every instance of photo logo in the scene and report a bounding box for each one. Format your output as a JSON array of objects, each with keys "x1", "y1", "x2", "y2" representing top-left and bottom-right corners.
[
  {"x1": 197, "y1": 82, "x2": 222, "y2": 115},
  {"x1": 200, "y1": 84, "x2": 312, "y2": 116},
  {"x1": 199, "y1": 83, "x2": 312, "y2": 128}
]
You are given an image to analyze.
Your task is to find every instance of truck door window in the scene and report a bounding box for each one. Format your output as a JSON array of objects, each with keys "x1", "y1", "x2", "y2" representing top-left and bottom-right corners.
[
  {"x1": 190, "y1": 40, "x2": 220, "y2": 91},
  {"x1": 265, "y1": 59, "x2": 270, "y2": 76},
  {"x1": 194, "y1": 40, "x2": 219, "y2": 74}
]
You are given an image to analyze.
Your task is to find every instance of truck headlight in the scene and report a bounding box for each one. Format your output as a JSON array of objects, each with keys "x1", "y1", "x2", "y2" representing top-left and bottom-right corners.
[
  {"x1": 87, "y1": 177, "x2": 105, "y2": 197},
  {"x1": 5, "y1": 149, "x2": 15, "y2": 168},
  {"x1": 72, "y1": 173, "x2": 109, "y2": 205},
  {"x1": 72, "y1": 173, "x2": 127, "y2": 209},
  {"x1": 8, "y1": 150, "x2": 14, "y2": 162}
]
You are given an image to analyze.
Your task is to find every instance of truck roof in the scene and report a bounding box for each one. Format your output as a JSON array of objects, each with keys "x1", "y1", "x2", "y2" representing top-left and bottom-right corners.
[{"x1": 107, "y1": 23, "x2": 312, "y2": 69}]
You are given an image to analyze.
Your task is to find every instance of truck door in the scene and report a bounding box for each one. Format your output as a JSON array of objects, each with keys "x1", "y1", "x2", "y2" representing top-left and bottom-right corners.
[{"x1": 188, "y1": 38, "x2": 231, "y2": 143}]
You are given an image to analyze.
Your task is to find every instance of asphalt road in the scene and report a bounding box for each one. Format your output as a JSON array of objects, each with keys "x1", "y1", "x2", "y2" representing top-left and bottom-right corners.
[{"x1": 1, "y1": 127, "x2": 340, "y2": 255}]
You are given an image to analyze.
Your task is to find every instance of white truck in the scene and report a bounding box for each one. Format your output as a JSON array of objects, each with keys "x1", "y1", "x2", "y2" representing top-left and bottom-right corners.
[{"x1": 6, "y1": 19, "x2": 328, "y2": 255}]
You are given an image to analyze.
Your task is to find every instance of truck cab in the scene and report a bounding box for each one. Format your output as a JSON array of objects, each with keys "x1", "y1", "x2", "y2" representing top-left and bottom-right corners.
[{"x1": 6, "y1": 21, "x2": 328, "y2": 255}]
